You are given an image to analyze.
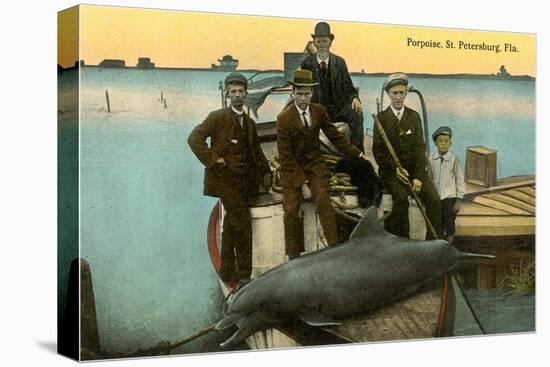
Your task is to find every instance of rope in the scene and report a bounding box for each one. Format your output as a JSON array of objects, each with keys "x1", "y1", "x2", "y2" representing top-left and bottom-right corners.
[
  {"x1": 269, "y1": 154, "x2": 361, "y2": 217},
  {"x1": 97, "y1": 323, "x2": 218, "y2": 359}
]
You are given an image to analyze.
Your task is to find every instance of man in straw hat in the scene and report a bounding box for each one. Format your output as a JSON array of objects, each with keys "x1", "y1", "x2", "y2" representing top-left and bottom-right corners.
[
  {"x1": 301, "y1": 21, "x2": 365, "y2": 153},
  {"x1": 277, "y1": 69, "x2": 367, "y2": 259},
  {"x1": 373, "y1": 73, "x2": 442, "y2": 239},
  {"x1": 188, "y1": 72, "x2": 272, "y2": 283}
]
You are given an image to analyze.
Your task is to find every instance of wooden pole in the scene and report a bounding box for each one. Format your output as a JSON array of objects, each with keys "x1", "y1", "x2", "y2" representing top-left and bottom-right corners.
[
  {"x1": 372, "y1": 113, "x2": 438, "y2": 239},
  {"x1": 105, "y1": 90, "x2": 111, "y2": 113}
]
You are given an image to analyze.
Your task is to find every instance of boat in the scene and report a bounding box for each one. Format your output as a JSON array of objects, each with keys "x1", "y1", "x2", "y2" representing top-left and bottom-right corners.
[{"x1": 206, "y1": 73, "x2": 463, "y2": 349}]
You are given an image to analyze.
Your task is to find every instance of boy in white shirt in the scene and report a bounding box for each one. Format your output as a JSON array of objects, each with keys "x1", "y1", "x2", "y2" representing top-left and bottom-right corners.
[{"x1": 428, "y1": 126, "x2": 465, "y2": 241}]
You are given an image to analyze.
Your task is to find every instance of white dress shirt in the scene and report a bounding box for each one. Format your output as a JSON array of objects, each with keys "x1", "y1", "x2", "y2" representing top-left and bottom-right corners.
[
  {"x1": 428, "y1": 151, "x2": 465, "y2": 200},
  {"x1": 317, "y1": 55, "x2": 330, "y2": 67},
  {"x1": 390, "y1": 106, "x2": 405, "y2": 122},
  {"x1": 295, "y1": 104, "x2": 311, "y2": 127}
]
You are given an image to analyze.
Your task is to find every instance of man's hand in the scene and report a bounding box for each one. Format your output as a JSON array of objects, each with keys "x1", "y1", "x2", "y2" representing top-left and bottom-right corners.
[
  {"x1": 412, "y1": 179, "x2": 422, "y2": 193},
  {"x1": 263, "y1": 173, "x2": 273, "y2": 191},
  {"x1": 215, "y1": 157, "x2": 227, "y2": 167},
  {"x1": 301, "y1": 183, "x2": 313, "y2": 201},
  {"x1": 352, "y1": 97, "x2": 363, "y2": 114},
  {"x1": 453, "y1": 199, "x2": 463, "y2": 214},
  {"x1": 396, "y1": 167, "x2": 410, "y2": 185}
]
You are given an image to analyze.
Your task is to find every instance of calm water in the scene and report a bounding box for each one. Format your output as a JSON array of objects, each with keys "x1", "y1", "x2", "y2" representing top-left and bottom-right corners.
[{"x1": 58, "y1": 67, "x2": 535, "y2": 354}]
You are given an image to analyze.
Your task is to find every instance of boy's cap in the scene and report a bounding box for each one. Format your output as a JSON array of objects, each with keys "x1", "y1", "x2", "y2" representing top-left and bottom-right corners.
[{"x1": 432, "y1": 126, "x2": 452, "y2": 141}]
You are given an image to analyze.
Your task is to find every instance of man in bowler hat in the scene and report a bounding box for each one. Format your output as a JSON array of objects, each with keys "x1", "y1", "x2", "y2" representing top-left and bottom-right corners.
[
  {"x1": 277, "y1": 69, "x2": 366, "y2": 258},
  {"x1": 301, "y1": 22, "x2": 365, "y2": 152},
  {"x1": 373, "y1": 73, "x2": 442, "y2": 239},
  {"x1": 188, "y1": 72, "x2": 272, "y2": 282}
]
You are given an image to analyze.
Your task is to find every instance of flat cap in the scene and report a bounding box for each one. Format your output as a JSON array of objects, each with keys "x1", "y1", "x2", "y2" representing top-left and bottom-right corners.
[
  {"x1": 224, "y1": 72, "x2": 248, "y2": 88},
  {"x1": 384, "y1": 73, "x2": 409, "y2": 92},
  {"x1": 432, "y1": 126, "x2": 453, "y2": 141}
]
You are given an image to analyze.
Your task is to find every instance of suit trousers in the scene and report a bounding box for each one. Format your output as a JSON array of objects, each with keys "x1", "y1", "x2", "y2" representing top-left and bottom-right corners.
[
  {"x1": 349, "y1": 112, "x2": 365, "y2": 154},
  {"x1": 441, "y1": 197, "x2": 457, "y2": 238},
  {"x1": 282, "y1": 173, "x2": 338, "y2": 258},
  {"x1": 218, "y1": 184, "x2": 252, "y2": 281},
  {"x1": 383, "y1": 175, "x2": 443, "y2": 239}
]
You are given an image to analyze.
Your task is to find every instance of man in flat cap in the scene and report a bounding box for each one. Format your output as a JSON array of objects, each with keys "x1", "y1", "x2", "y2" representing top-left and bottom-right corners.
[
  {"x1": 188, "y1": 72, "x2": 272, "y2": 283},
  {"x1": 301, "y1": 22, "x2": 365, "y2": 153},
  {"x1": 277, "y1": 69, "x2": 366, "y2": 258},
  {"x1": 373, "y1": 73, "x2": 442, "y2": 239}
]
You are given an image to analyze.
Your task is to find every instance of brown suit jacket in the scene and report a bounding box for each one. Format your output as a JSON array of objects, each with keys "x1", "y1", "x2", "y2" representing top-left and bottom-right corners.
[
  {"x1": 277, "y1": 103, "x2": 362, "y2": 189},
  {"x1": 188, "y1": 107, "x2": 271, "y2": 197}
]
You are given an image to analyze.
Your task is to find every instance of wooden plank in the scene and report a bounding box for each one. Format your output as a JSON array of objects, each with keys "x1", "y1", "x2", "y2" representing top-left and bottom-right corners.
[
  {"x1": 472, "y1": 196, "x2": 533, "y2": 215},
  {"x1": 458, "y1": 202, "x2": 512, "y2": 216},
  {"x1": 500, "y1": 190, "x2": 536, "y2": 206},
  {"x1": 484, "y1": 193, "x2": 535, "y2": 214},
  {"x1": 477, "y1": 265, "x2": 496, "y2": 289},
  {"x1": 455, "y1": 216, "x2": 535, "y2": 236},
  {"x1": 330, "y1": 289, "x2": 441, "y2": 342},
  {"x1": 464, "y1": 179, "x2": 536, "y2": 200},
  {"x1": 516, "y1": 186, "x2": 536, "y2": 197}
]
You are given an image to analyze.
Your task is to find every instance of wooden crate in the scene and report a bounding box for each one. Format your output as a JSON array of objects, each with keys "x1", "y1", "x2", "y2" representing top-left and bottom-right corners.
[{"x1": 465, "y1": 146, "x2": 497, "y2": 187}]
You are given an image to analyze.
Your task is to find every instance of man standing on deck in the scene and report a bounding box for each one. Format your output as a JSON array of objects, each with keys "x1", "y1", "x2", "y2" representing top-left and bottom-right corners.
[
  {"x1": 373, "y1": 73, "x2": 442, "y2": 239},
  {"x1": 188, "y1": 72, "x2": 272, "y2": 283},
  {"x1": 277, "y1": 69, "x2": 366, "y2": 259},
  {"x1": 301, "y1": 22, "x2": 365, "y2": 153}
]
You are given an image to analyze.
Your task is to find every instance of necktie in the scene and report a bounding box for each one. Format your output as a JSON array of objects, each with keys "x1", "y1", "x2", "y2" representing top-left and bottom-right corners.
[
  {"x1": 320, "y1": 61, "x2": 327, "y2": 80},
  {"x1": 235, "y1": 113, "x2": 243, "y2": 128},
  {"x1": 302, "y1": 111, "x2": 309, "y2": 129},
  {"x1": 396, "y1": 111, "x2": 401, "y2": 120}
]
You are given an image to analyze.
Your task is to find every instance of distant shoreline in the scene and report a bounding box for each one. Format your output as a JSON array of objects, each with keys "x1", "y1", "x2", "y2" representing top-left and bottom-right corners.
[{"x1": 58, "y1": 64, "x2": 535, "y2": 81}]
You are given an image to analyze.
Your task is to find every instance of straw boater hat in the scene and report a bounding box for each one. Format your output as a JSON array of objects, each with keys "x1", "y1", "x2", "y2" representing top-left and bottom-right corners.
[
  {"x1": 288, "y1": 69, "x2": 319, "y2": 87},
  {"x1": 311, "y1": 22, "x2": 335, "y2": 41},
  {"x1": 384, "y1": 73, "x2": 409, "y2": 92}
]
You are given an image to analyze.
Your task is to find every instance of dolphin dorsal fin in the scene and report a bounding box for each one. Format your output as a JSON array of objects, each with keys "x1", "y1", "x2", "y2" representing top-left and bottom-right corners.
[{"x1": 349, "y1": 206, "x2": 389, "y2": 240}]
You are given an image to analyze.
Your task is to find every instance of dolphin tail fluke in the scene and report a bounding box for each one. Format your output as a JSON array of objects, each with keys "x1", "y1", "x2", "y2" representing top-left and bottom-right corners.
[
  {"x1": 215, "y1": 313, "x2": 244, "y2": 331},
  {"x1": 219, "y1": 312, "x2": 268, "y2": 349}
]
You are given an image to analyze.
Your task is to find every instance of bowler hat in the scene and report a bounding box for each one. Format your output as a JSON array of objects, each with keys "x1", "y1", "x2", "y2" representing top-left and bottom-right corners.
[
  {"x1": 311, "y1": 22, "x2": 335, "y2": 41},
  {"x1": 384, "y1": 73, "x2": 409, "y2": 92},
  {"x1": 288, "y1": 69, "x2": 319, "y2": 87},
  {"x1": 224, "y1": 72, "x2": 248, "y2": 88},
  {"x1": 432, "y1": 126, "x2": 453, "y2": 141}
]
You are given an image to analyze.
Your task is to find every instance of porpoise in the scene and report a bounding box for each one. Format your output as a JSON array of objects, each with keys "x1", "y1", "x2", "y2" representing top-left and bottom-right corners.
[{"x1": 216, "y1": 206, "x2": 493, "y2": 348}]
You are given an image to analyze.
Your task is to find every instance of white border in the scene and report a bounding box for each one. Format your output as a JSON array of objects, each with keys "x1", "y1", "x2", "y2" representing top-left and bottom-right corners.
[{"x1": 2, "y1": 1, "x2": 548, "y2": 366}]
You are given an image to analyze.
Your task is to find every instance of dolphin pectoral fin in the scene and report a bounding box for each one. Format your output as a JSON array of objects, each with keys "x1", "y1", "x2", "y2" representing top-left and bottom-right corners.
[
  {"x1": 349, "y1": 206, "x2": 391, "y2": 241},
  {"x1": 299, "y1": 311, "x2": 341, "y2": 326}
]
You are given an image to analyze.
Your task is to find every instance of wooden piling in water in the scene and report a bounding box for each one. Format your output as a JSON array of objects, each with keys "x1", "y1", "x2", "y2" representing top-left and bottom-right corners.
[{"x1": 105, "y1": 90, "x2": 111, "y2": 113}]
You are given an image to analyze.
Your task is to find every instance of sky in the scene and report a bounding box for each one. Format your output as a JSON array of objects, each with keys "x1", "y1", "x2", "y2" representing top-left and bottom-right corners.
[{"x1": 58, "y1": 5, "x2": 536, "y2": 76}]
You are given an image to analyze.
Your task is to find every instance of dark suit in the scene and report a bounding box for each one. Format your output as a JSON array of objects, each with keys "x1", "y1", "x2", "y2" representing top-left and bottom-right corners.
[
  {"x1": 188, "y1": 107, "x2": 271, "y2": 280},
  {"x1": 373, "y1": 106, "x2": 442, "y2": 239},
  {"x1": 277, "y1": 103, "x2": 361, "y2": 257},
  {"x1": 301, "y1": 53, "x2": 364, "y2": 152}
]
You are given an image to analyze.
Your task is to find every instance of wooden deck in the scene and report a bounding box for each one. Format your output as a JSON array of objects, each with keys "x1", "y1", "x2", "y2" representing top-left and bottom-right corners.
[{"x1": 456, "y1": 176, "x2": 535, "y2": 237}]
